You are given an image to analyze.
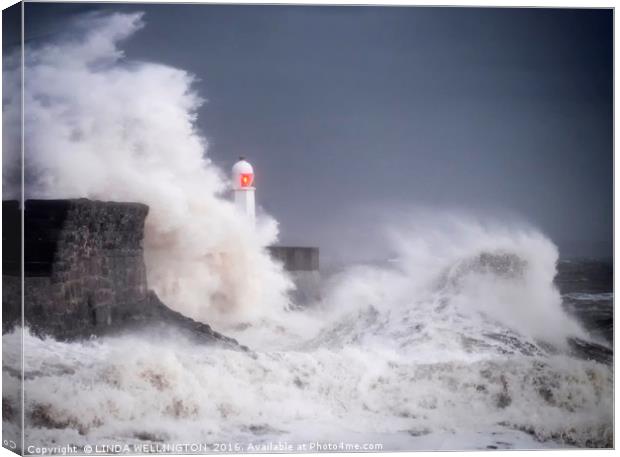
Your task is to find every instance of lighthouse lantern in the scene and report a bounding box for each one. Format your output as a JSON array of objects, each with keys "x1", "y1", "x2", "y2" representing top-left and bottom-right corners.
[{"x1": 232, "y1": 157, "x2": 256, "y2": 221}]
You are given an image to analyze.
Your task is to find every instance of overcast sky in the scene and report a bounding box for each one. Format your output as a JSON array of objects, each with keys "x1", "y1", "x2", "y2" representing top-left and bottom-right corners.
[{"x1": 16, "y1": 3, "x2": 614, "y2": 261}]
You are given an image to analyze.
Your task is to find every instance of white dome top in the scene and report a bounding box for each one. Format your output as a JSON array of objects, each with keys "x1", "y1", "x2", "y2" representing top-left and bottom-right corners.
[{"x1": 232, "y1": 158, "x2": 254, "y2": 175}]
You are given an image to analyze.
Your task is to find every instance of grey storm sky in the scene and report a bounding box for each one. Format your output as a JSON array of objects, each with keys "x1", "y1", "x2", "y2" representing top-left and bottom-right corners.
[{"x1": 20, "y1": 3, "x2": 613, "y2": 261}]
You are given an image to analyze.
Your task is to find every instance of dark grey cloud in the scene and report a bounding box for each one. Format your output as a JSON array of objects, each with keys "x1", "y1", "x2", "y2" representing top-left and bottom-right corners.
[{"x1": 22, "y1": 4, "x2": 613, "y2": 261}]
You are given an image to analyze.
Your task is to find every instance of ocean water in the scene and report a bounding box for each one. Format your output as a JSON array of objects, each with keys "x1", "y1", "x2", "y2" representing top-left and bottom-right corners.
[{"x1": 2, "y1": 240, "x2": 613, "y2": 453}]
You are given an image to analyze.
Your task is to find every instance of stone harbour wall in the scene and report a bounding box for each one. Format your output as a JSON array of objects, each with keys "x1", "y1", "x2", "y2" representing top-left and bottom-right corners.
[
  {"x1": 24, "y1": 199, "x2": 149, "y2": 337},
  {"x1": 267, "y1": 246, "x2": 321, "y2": 305},
  {"x1": 2, "y1": 199, "x2": 240, "y2": 348}
]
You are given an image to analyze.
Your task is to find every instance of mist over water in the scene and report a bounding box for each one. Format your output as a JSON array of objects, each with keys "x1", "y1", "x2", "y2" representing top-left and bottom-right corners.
[{"x1": 2, "y1": 12, "x2": 612, "y2": 451}]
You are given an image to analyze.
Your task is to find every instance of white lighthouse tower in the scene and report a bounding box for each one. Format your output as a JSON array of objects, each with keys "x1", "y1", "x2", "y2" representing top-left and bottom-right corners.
[{"x1": 232, "y1": 157, "x2": 255, "y2": 221}]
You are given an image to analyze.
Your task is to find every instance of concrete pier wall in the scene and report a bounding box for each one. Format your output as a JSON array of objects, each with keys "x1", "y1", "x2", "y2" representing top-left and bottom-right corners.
[
  {"x1": 267, "y1": 246, "x2": 320, "y2": 305},
  {"x1": 2, "y1": 199, "x2": 323, "y2": 338},
  {"x1": 1, "y1": 199, "x2": 241, "y2": 348},
  {"x1": 3, "y1": 199, "x2": 149, "y2": 337}
]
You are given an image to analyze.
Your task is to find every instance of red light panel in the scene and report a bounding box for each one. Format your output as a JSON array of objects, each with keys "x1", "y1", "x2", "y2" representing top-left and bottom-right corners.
[{"x1": 240, "y1": 173, "x2": 253, "y2": 187}]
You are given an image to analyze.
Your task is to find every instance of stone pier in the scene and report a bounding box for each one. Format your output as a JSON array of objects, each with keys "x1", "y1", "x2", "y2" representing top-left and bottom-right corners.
[{"x1": 267, "y1": 246, "x2": 320, "y2": 305}]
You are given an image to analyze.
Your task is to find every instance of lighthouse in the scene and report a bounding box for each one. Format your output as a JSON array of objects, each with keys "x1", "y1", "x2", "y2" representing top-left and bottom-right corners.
[
  {"x1": 231, "y1": 156, "x2": 321, "y2": 305},
  {"x1": 232, "y1": 157, "x2": 255, "y2": 221}
]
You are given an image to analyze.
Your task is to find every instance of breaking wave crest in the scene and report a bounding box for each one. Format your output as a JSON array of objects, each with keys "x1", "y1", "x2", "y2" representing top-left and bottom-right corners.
[
  {"x1": 3, "y1": 217, "x2": 613, "y2": 450},
  {"x1": 4, "y1": 11, "x2": 293, "y2": 326}
]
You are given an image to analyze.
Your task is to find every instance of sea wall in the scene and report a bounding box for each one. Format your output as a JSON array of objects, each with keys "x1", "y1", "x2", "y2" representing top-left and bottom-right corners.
[
  {"x1": 3, "y1": 199, "x2": 148, "y2": 338},
  {"x1": 2, "y1": 199, "x2": 240, "y2": 347},
  {"x1": 2, "y1": 199, "x2": 321, "y2": 340},
  {"x1": 267, "y1": 246, "x2": 321, "y2": 305}
]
